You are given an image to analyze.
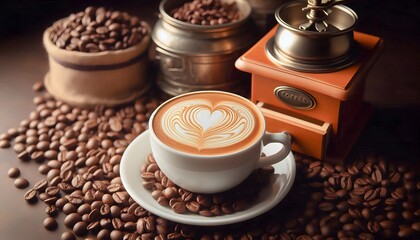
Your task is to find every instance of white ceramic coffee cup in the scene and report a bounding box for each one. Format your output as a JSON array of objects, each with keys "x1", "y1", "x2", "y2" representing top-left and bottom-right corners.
[{"x1": 149, "y1": 91, "x2": 291, "y2": 193}]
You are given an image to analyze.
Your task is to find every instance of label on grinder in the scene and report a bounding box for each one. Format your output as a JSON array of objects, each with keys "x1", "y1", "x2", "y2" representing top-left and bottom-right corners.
[{"x1": 274, "y1": 86, "x2": 316, "y2": 110}]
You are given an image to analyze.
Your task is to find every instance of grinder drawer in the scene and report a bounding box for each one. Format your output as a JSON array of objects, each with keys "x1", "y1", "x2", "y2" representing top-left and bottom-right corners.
[{"x1": 257, "y1": 102, "x2": 331, "y2": 160}]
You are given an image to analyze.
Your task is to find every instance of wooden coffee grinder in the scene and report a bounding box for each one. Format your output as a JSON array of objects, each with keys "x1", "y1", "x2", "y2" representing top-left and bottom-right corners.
[{"x1": 236, "y1": 0, "x2": 384, "y2": 161}]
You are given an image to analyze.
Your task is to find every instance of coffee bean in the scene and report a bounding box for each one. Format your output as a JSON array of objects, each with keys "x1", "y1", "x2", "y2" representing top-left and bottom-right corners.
[
  {"x1": 14, "y1": 177, "x2": 29, "y2": 189},
  {"x1": 88, "y1": 208, "x2": 101, "y2": 222},
  {"x1": 124, "y1": 221, "x2": 136, "y2": 232},
  {"x1": 184, "y1": 201, "x2": 200, "y2": 213},
  {"x1": 45, "y1": 204, "x2": 58, "y2": 216},
  {"x1": 107, "y1": 205, "x2": 120, "y2": 218},
  {"x1": 144, "y1": 216, "x2": 156, "y2": 232},
  {"x1": 61, "y1": 231, "x2": 76, "y2": 240},
  {"x1": 199, "y1": 209, "x2": 213, "y2": 217},
  {"x1": 343, "y1": 223, "x2": 359, "y2": 232},
  {"x1": 318, "y1": 202, "x2": 334, "y2": 211},
  {"x1": 385, "y1": 198, "x2": 397, "y2": 206},
  {"x1": 64, "y1": 212, "x2": 82, "y2": 228},
  {"x1": 14, "y1": 134, "x2": 26, "y2": 144},
  {"x1": 361, "y1": 208, "x2": 371, "y2": 220},
  {"x1": 348, "y1": 196, "x2": 363, "y2": 206},
  {"x1": 24, "y1": 188, "x2": 38, "y2": 203},
  {"x1": 38, "y1": 164, "x2": 51, "y2": 174},
  {"x1": 0, "y1": 139, "x2": 11, "y2": 148},
  {"x1": 379, "y1": 220, "x2": 394, "y2": 229},
  {"x1": 112, "y1": 191, "x2": 128, "y2": 204},
  {"x1": 412, "y1": 222, "x2": 420, "y2": 232},
  {"x1": 50, "y1": 176, "x2": 62, "y2": 186},
  {"x1": 87, "y1": 221, "x2": 100, "y2": 231},
  {"x1": 85, "y1": 156, "x2": 99, "y2": 167},
  {"x1": 45, "y1": 186, "x2": 60, "y2": 196},
  {"x1": 363, "y1": 188, "x2": 378, "y2": 201},
  {"x1": 170, "y1": 200, "x2": 187, "y2": 214},
  {"x1": 398, "y1": 226, "x2": 416, "y2": 238},
  {"x1": 77, "y1": 203, "x2": 91, "y2": 215},
  {"x1": 402, "y1": 201, "x2": 417, "y2": 211},
  {"x1": 38, "y1": 192, "x2": 49, "y2": 201},
  {"x1": 367, "y1": 221, "x2": 381, "y2": 234},
  {"x1": 107, "y1": 183, "x2": 122, "y2": 193},
  {"x1": 67, "y1": 193, "x2": 84, "y2": 205},
  {"x1": 101, "y1": 193, "x2": 113, "y2": 205},
  {"x1": 319, "y1": 225, "x2": 333, "y2": 237},
  {"x1": 43, "y1": 217, "x2": 58, "y2": 230},
  {"x1": 141, "y1": 172, "x2": 155, "y2": 181},
  {"x1": 110, "y1": 230, "x2": 124, "y2": 240},
  {"x1": 47, "y1": 169, "x2": 60, "y2": 182},
  {"x1": 62, "y1": 202, "x2": 77, "y2": 214},
  {"x1": 71, "y1": 174, "x2": 85, "y2": 189},
  {"x1": 371, "y1": 169, "x2": 382, "y2": 183},
  {"x1": 162, "y1": 187, "x2": 178, "y2": 199},
  {"x1": 358, "y1": 232, "x2": 374, "y2": 240},
  {"x1": 43, "y1": 196, "x2": 57, "y2": 205},
  {"x1": 403, "y1": 171, "x2": 415, "y2": 180},
  {"x1": 32, "y1": 81, "x2": 44, "y2": 92},
  {"x1": 338, "y1": 213, "x2": 352, "y2": 224},
  {"x1": 402, "y1": 211, "x2": 415, "y2": 221},
  {"x1": 112, "y1": 218, "x2": 124, "y2": 230},
  {"x1": 121, "y1": 213, "x2": 136, "y2": 222},
  {"x1": 73, "y1": 221, "x2": 88, "y2": 236},
  {"x1": 32, "y1": 151, "x2": 45, "y2": 162},
  {"x1": 97, "y1": 229, "x2": 111, "y2": 240},
  {"x1": 7, "y1": 167, "x2": 20, "y2": 178},
  {"x1": 99, "y1": 204, "x2": 110, "y2": 216},
  {"x1": 17, "y1": 150, "x2": 30, "y2": 161},
  {"x1": 55, "y1": 197, "x2": 68, "y2": 212},
  {"x1": 136, "y1": 218, "x2": 146, "y2": 234},
  {"x1": 13, "y1": 143, "x2": 25, "y2": 154}
]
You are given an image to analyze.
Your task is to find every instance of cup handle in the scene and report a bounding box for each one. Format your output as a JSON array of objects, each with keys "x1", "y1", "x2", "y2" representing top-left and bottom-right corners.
[{"x1": 257, "y1": 131, "x2": 291, "y2": 168}]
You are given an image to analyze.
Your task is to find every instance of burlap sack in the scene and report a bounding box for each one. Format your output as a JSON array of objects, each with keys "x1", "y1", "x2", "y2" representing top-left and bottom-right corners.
[{"x1": 43, "y1": 22, "x2": 151, "y2": 107}]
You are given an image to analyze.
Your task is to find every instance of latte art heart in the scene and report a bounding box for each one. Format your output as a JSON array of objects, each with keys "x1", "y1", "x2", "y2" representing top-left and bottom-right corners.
[
  {"x1": 196, "y1": 109, "x2": 223, "y2": 131},
  {"x1": 161, "y1": 99, "x2": 255, "y2": 151}
]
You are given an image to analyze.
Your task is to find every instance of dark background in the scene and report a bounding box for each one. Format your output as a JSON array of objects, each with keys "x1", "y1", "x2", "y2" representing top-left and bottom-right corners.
[{"x1": 1, "y1": 0, "x2": 419, "y2": 106}]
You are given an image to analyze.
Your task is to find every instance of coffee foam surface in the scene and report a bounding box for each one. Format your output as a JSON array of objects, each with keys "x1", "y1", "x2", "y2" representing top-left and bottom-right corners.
[{"x1": 152, "y1": 92, "x2": 263, "y2": 155}]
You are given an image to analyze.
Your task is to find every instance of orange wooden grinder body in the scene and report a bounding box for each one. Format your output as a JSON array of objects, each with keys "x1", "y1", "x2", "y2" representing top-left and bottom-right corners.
[{"x1": 236, "y1": 26, "x2": 383, "y2": 161}]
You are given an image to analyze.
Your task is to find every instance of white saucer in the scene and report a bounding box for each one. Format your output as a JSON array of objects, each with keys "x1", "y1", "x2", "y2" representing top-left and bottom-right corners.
[{"x1": 120, "y1": 130, "x2": 296, "y2": 226}]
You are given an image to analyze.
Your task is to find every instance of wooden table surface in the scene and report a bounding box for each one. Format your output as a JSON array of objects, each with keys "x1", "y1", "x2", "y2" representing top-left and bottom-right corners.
[{"x1": 0, "y1": 1, "x2": 418, "y2": 239}]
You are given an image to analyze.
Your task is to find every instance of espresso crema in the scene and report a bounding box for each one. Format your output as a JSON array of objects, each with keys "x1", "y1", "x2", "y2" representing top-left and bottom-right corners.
[{"x1": 152, "y1": 92, "x2": 264, "y2": 155}]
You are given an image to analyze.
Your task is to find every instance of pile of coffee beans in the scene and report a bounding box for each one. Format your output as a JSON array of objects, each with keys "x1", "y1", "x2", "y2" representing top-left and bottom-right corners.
[
  {"x1": 261, "y1": 155, "x2": 420, "y2": 239},
  {"x1": 48, "y1": 6, "x2": 148, "y2": 52},
  {"x1": 141, "y1": 154, "x2": 272, "y2": 216},
  {"x1": 1, "y1": 81, "x2": 419, "y2": 239},
  {"x1": 171, "y1": 0, "x2": 240, "y2": 25}
]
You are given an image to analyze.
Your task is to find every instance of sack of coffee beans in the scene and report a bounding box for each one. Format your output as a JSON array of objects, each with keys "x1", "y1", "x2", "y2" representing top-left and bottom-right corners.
[{"x1": 43, "y1": 6, "x2": 151, "y2": 107}]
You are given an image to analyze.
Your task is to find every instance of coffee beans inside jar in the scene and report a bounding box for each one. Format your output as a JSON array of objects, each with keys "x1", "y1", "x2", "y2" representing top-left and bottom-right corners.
[
  {"x1": 170, "y1": 0, "x2": 240, "y2": 25},
  {"x1": 2, "y1": 81, "x2": 419, "y2": 239},
  {"x1": 49, "y1": 6, "x2": 148, "y2": 52}
]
